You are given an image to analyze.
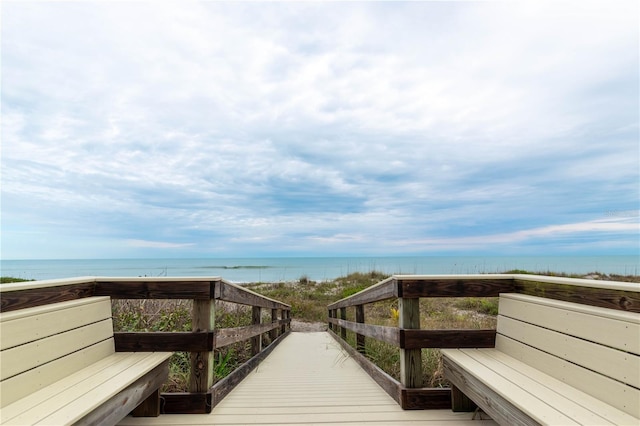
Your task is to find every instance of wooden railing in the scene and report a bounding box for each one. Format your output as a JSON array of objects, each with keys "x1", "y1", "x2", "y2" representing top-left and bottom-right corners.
[
  {"x1": 327, "y1": 273, "x2": 640, "y2": 410},
  {"x1": 0, "y1": 276, "x2": 291, "y2": 414}
]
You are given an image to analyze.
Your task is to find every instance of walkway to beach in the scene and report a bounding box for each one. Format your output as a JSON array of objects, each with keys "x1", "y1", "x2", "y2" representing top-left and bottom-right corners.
[{"x1": 119, "y1": 332, "x2": 496, "y2": 425}]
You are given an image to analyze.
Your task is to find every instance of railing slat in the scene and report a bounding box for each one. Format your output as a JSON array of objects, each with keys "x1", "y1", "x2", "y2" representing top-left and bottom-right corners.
[
  {"x1": 400, "y1": 329, "x2": 496, "y2": 349},
  {"x1": 327, "y1": 278, "x2": 397, "y2": 310},
  {"x1": 514, "y1": 278, "x2": 640, "y2": 313},
  {"x1": 217, "y1": 281, "x2": 290, "y2": 310},
  {"x1": 0, "y1": 282, "x2": 95, "y2": 312},
  {"x1": 328, "y1": 318, "x2": 399, "y2": 346},
  {"x1": 114, "y1": 331, "x2": 213, "y2": 351},
  {"x1": 216, "y1": 321, "x2": 288, "y2": 348},
  {"x1": 95, "y1": 280, "x2": 212, "y2": 299},
  {"x1": 398, "y1": 278, "x2": 514, "y2": 298}
]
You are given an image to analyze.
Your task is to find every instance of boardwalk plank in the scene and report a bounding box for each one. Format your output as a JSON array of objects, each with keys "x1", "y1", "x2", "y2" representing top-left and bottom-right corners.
[{"x1": 119, "y1": 332, "x2": 496, "y2": 425}]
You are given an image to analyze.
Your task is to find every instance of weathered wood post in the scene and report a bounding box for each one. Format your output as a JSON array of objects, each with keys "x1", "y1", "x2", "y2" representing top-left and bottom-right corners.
[
  {"x1": 356, "y1": 304, "x2": 365, "y2": 354},
  {"x1": 270, "y1": 308, "x2": 278, "y2": 342},
  {"x1": 252, "y1": 306, "x2": 262, "y2": 355},
  {"x1": 190, "y1": 297, "x2": 215, "y2": 392},
  {"x1": 281, "y1": 309, "x2": 287, "y2": 334},
  {"x1": 399, "y1": 297, "x2": 423, "y2": 388},
  {"x1": 340, "y1": 307, "x2": 347, "y2": 340},
  {"x1": 328, "y1": 309, "x2": 333, "y2": 331}
]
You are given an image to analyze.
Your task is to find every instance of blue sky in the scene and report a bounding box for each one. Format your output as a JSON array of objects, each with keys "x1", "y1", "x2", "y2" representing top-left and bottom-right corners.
[{"x1": 1, "y1": 1, "x2": 638, "y2": 259}]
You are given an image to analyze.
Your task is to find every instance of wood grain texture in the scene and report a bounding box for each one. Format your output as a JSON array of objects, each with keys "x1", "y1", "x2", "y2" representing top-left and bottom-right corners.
[
  {"x1": 216, "y1": 281, "x2": 290, "y2": 310},
  {"x1": 514, "y1": 279, "x2": 640, "y2": 313},
  {"x1": 398, "y1": 278, "x2": 514, "y2": 298},
  {"x1": 215, "y1": 322, "x2": 283, "y2": 348},
  {"x1": 0, "y1": 282, "x2": 95, "y2": 312},
  {"x1": 95, "y1": 281, "x2": 212, "y2": 299},
  {"x1": 328, "y1": 278, "x2": 396, "y2": 310},
  {"x1": 190, "y1": 299, "x2": 214, "y2": 393},
  {"x1": 399, "y1": 298, "x2": 423, "y2": 388},
  {"x1": 328, "y1": 318, "x2": 399, "y2": 346},
  {"x1": 114, "y1": 332, "x2": 213, "y2": 352},
  {"x1": 400, "y1": 329, "x2": 496, "y2": 349}
]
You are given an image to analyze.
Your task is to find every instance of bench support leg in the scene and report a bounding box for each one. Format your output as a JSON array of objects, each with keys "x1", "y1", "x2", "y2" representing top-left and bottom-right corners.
[
  {"x1": 451, "y1": 385, "x2": 477, "y2": 412},
  {"x1": 132, "y1": 388, "x2": 161, "y2": 417}
]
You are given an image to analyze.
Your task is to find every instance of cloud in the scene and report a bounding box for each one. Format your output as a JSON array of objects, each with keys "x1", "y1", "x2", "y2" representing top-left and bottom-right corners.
[
  {"x1": 126, "y1": 240, "x2": 195, "y2": 249},
  {"x1": 1, "y1": 1, "x2": 638, "y2": 259}
]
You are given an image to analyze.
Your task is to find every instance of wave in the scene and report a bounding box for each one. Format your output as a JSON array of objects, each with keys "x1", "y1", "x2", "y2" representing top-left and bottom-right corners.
[{"x1": 198, "y1": 265, "x2": 272, "y2": 270}]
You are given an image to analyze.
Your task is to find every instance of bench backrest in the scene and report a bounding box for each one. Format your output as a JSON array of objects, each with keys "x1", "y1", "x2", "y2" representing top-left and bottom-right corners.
[
  {"x1": 0, "y1": 296, "x2": 115, "y2": 407},
  {"x1": 496, "y1": 293, "x2": 640, "y2": 418}
]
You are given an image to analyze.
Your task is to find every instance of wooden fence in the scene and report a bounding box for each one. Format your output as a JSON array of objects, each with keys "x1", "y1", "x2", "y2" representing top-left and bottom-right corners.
[
  {"x1": 327, "y1": 273, "x2": 640, "y2": 410},
  {"x1": 0, "y1": 276, "x2": 291, "y2": 414}
]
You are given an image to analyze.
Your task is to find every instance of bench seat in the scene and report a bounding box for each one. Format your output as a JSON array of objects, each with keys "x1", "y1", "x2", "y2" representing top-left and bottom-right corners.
[
  {"x1": 1, "y1": 351, "x2": 171, "y2": 425},
  {"x1": 0, "y1": 296, "x2": 172, "y2": 426},
  {"x1": 442, "y1": 293, "x2": 640, "y2": 426}
]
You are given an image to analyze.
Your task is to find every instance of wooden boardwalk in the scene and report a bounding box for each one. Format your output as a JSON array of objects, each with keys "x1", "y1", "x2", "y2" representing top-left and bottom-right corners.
[{"x1": 119, "y1": 332, "x2": 496, "y2": 425}]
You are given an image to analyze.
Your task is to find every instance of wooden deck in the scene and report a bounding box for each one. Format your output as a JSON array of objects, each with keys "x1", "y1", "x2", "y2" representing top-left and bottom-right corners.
[{"x1": 118, "y1": 332, "x2": 496, "y2": 425}]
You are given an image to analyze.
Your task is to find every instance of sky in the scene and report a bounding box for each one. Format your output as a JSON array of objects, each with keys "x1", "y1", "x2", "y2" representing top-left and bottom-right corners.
[{"x1": 1, "y1": 1, "x2": 639, "y2": 260}]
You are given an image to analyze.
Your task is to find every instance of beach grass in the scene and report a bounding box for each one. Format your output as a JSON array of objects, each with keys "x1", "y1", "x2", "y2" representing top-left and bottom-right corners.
[{"x1": 5, "y1": 270, "x2": 638, "y2": 392}]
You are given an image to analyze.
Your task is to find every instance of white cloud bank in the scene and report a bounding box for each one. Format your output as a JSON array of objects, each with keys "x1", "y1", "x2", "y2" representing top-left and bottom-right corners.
[{"x1": 1, "y1": 1, "x2": 638, "y2": 259}]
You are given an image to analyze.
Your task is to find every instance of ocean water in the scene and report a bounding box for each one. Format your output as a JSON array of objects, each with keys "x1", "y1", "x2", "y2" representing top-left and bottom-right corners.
[{"x1": 1, "y1": 256, "x2": 638, "y2": 283}]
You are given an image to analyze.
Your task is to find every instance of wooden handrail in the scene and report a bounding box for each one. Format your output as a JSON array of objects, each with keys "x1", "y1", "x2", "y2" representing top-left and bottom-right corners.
[
  {"x1": 327, "y1": 273, "x2": 640, "y2": 409},
  {"x1": 0, "y1": 276, "x2": 292, "y2": 414}
]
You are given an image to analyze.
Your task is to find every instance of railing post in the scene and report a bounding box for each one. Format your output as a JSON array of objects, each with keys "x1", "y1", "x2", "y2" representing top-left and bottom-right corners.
[
  {"x1": 286, "y1": 309, "x2": 291, "y2": 331},
  {"x1": 190, "y1": 298, "x2": 215, "y2": 392},
  {"x1": 356, "y1": 304, "x2": 365, "y2": 354},
  {"x1": 328, "y1": 309, "x2": 333, "y2": 331},
  {"x1": 252, "y1": 306, "x2": 262, "y2": 356},
  {"x1": 280, "y1": 309, "x2": 286, "y2": 334},
  {"x1": 270, "y1": 308, "x2": 278, "y2": 341},
  {"x1": 399, "y1": 297, "x2": 423, "y2": 388},
  {"x1": 340, "y1": 307, "x2": 347, "y2": 340}
]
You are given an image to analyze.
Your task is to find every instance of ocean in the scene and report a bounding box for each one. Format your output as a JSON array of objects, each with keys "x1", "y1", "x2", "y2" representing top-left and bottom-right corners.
[{"x1": 1, "y1": 256, "x2": 638, "y2": 283}]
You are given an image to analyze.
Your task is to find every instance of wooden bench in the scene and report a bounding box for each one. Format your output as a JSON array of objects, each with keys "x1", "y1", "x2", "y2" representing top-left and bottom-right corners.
[
  {"x1": 0, "y1": 296, "x2": 173, "y2": 425},
  {"x1": 442, "y1": 293, "x2": 640, "y2": 425}
]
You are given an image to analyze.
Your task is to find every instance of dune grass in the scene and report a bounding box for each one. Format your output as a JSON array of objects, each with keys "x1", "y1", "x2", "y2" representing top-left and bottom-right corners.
[
  {"x1": 8, "y1": 270, "x2": 638, "y2": 391},
  {"x1": 111, "y1": 299, "x2": 255, "y2": 392}
]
